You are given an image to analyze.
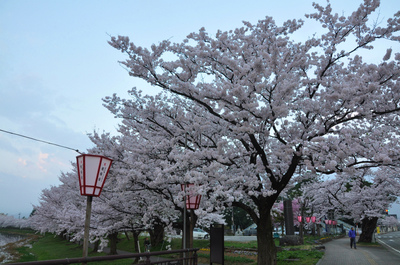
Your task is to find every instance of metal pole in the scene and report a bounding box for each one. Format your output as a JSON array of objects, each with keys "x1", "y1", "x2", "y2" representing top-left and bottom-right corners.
[
  {"x1": 82, "y1": 196, "x2": 93, "y2": 263},
  {"x1": 231, "y1": 207, "x2": 235, "y2": 235},
  {"x1": 183, "y1": 132, "x2": 188, "y2": 263},
  {"x1": 183, "y1": 184, "x2": 187, "y2": 260}
]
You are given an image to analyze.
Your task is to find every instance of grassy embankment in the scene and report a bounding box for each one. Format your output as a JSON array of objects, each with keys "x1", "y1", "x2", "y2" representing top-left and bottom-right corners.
[
  {"x1": 0, "y1": 229, "x2": 132, "y2": 264},
  {"x1": 0, "y1": 228, "x2": 39, "y2": 263},
  {"x1": 2, "y1": 228, "x2": 326, "y2": 265}
]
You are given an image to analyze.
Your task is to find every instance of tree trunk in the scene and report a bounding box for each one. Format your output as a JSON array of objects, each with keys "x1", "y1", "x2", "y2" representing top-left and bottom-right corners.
[
  {"x1": 180, "y1": 209, "x2": 191, "y2": 260},
  {"x1": 189, "y1": 210, "x2": 198, "y2": 248},
  {"x1": 124, "y1": 231, "x2": 130, "y2": 241},
  {"x1": 280, "y1": 221, "x2": 285, "y2": 236},
  {"x1": 108, "y1": 232, "x2": 119, "y2": 255},
  {"x1": 132, "y1": 231, "x2": 140, "y2": 263},
  {"x1": 91, "y1": 240, "x2": 100, "y2": 253},
  {"x1": 59, "y1": 230, "x2": 67, "y2": 240},
  {"x1": 256, "y1": 206, "x2": 277, "y2": 265},
  {"x1": 132, "y1": 231, "x2": 140, "y2": 252},
  {"x1": 181, "y1": 210, "x2": 191, "y2": 249},
  {"x1": 358, "y1": 217, "x2": 378, "y2": 243},
  {"x1": 149, "y1": 220, "x2": 165, "y2": 248}
]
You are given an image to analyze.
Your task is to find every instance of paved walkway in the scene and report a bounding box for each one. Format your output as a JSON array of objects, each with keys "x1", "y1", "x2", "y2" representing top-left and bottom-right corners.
[{"x1": 318, "y1": 237, "x2": 400, "y2": 265}]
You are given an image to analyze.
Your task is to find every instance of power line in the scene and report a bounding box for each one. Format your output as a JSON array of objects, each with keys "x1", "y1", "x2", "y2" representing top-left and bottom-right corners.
[{"x1": 0, "y1": 128, "x2": 81, "y2": 154}]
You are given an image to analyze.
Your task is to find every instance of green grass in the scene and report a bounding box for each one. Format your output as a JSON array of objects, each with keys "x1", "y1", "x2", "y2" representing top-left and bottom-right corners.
[
  {"x1": 116, "y1": 234, "x2": 211, "y2": 253},
  {"x1": 225, "y1": 240, "x2": 259, "y2": 249},
  {"x1": 116, "y1": 234, "x2": 266, "y2": 252},
  {"x1": 116, "y1": 234, "x2": 323, "y2": 265},
  {"x1": 14, "y1": 246, "x2": 37, "y2": 262},
  {"x1": 7, "y1": 233, "x2": 134, "y2": 264},
  {"x1": 27, "y1": 234, "x2": 83, "y2": 260},
  {"x1": 0, "y1": 228, "x2": 40, "y2": 263},
  {"x1": 277, "y1": 250, "x2": 323, "y2": 265},
  {"x1": 198, "y1": 252, "x2": 255, "y2": 264},
  {"x1": 3, "y1": 229, "x2": 326, "y2": 265}
]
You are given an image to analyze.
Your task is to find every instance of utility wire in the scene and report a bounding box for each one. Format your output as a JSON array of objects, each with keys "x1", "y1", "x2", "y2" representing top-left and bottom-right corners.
[{"x1": 0, "y1": 128, "x2": 81, "y2": 154}]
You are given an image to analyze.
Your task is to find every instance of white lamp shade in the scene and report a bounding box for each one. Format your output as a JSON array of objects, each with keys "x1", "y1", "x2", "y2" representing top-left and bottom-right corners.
[{"x1": 76, "y1": 154, "x2": 113, "y2": 197}]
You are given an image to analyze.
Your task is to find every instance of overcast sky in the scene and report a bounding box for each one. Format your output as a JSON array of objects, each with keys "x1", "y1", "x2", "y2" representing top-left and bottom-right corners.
[{"x1": 1, "y1": 0, "x2": 399, "y2": 219}]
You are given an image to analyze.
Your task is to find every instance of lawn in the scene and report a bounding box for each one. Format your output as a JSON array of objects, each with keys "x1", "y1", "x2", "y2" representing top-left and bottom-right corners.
[
  {"x1": 3, "y1": 228, "x2": 326, "y2": 265},
  {"x1": 2, "y1": 231, "x2": 133, "y2": 264},
  {"x1": 116, "y1": 233, "x2": 324, "y2": 265}
]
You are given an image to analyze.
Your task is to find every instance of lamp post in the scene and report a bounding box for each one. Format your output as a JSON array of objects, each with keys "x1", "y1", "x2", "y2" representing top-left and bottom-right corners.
[
  {"x1": 76, "y1": 154, "x2": 113, "y2": 261},
  {"x1": 181, "y1": 183, "x2": 201, "y2": 264},
  {"x1": 297, "y1": 216, "x2": 303, "y2": 238}
]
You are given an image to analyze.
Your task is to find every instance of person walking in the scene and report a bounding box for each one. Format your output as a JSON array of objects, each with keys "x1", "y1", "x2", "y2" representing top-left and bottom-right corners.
[{"x1": 348, "y1": 227, "x2": 357, "y2": 249}]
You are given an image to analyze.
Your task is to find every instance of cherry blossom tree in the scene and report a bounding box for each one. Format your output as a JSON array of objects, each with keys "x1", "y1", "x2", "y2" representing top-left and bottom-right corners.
[
  {"x1": 30, "y1": 171, "x2": 85, "y2": 237},
  {"x1": 301, "y1": 167, "x2": 400, "y2": 242},
  {"x1": 88, "y1": 126, "x2": 225, "y2": 250},
  {"x1": 108, "y1": 1, "x2": 400, "y2": 263},
  {"x1": 379, "y1": 215, "x2": 399, "y2": 231},
  {"x1": 30, "y1": 164, "x2": 172, "y2": 253},
  {"x1": 32, "y1": 140, "x2": 185, "y2": 253},
  {"x1": 31, "y1": 127, "x2": 224, "y2": 256},
  {"x1": 86, "y1": 134, "x2": 181, "y2": 249}
]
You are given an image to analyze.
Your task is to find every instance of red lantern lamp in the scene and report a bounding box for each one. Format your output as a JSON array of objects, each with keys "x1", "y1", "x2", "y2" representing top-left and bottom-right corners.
[
  {"x1": 181, "y1": 183, "x2": 201, "y2": 209},
  {"x1": 76, "y1": 154, "x2": 113, "y2": 197},
  {"x1": 311, "y1": 216, "x2": 316, "y2": 223},
  {"x1": 306, "y1": 217, "x2": 311, "y2": 223},
  {"x1": 297, "y1": 216, "x2": 302, "y2": 223}
]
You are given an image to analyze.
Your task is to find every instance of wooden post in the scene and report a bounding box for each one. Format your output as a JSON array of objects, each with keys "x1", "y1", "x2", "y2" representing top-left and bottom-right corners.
[{"x1": 82, "y1": 196, "x2": 93, "y2": 264}]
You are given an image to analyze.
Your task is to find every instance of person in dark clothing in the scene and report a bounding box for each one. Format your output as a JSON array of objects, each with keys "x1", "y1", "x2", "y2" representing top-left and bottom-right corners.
[
  {"x1": 144, "y1": 237, "x2": 151, "y2": 252},
  {"x1": 348, "y1": 227, "x2": 357, "y2": 249}
]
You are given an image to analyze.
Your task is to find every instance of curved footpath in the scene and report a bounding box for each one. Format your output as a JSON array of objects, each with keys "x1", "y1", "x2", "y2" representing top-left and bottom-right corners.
[{"x1": 318, "y1": 236, "x2": 400, "y2": 265}]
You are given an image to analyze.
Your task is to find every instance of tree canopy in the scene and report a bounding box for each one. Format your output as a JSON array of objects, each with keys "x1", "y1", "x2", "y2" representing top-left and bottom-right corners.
[
  {"x1": 27, "y1": 1, "x2": 400, "y2": 264},
  {"x1": 108, "y1": 1, "x2": 400, "y2": 263}
]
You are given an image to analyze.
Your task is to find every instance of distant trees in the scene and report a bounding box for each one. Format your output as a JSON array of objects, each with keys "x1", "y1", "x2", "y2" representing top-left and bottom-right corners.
[
  {"x1": 300, "y1": 167, "x2": 400, "y2": 242},
  {"x1": 0, "y1": 213, "x2": 30, "y2": 229},
  {"x1": 224, "y1": 207, "x2": 253, "y2": 233}
]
